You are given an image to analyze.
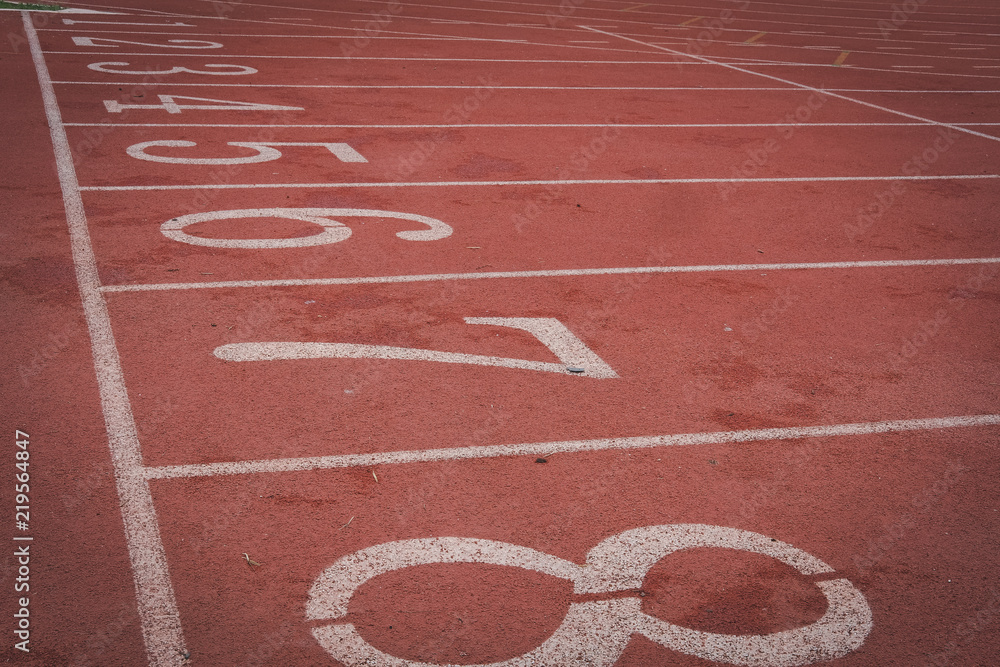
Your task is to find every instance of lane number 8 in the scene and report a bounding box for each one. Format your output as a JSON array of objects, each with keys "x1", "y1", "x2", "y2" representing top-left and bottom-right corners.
[{"x1": 307, "y1": 524, "x2": 872, "y2": 667}]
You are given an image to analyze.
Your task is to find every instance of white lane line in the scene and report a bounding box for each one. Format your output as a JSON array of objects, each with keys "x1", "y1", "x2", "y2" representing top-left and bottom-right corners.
[
  {"x1": 53, "y1": 81, "x2": 1000, "y2": 93},
  {"x1": 63, "y1": 84, "x2": 1000, "y2": 93},
  {"x1": 63, "y1": 122, "x2": 1000, "y2": 129},
  {"x1": 100, "y1": 257, "x2": 1000, "y2": 294},
  {"x1": 582, "y1": 25, "x2": 1000, "y2": 145},
  {"x1": 53, "y1": 82, "x2": 801, "y2": 90},
  {"x1": 40, "y1": 29, "x2": 523, "y2": 42},
  {"x1": 143, "y1": 414, "x2": 1000, "y2": 480},
  {"x1": 63, "y1": 122, "x2": 948, "y2": 128},
  {"x1": 78, "y1": 174, "x2": 1000, "y2": 192},
  {"x1": 39, "y1": 51, "x2": 1000, "y2": 77},
  {"x1": 63, "y1": 0, "x2": 1000, "y2": 40},
  {"x1": 22, "y1": 12, "x2": 185, "y2": 667},
  {"x1": 40, "y1": 51, "x2": 719, "y2": 63},
  {"x1": 892, "y1": 65, "x2": 935, "y2": 69}
]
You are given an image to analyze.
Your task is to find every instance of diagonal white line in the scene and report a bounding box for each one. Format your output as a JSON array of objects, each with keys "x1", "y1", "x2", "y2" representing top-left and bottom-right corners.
[
  {"x1": 580, "y1": 25, "x2": 1000, "y2": 145},
  {"x1": 144, "y1": 414, "x2": 1000, "y2": 480}
]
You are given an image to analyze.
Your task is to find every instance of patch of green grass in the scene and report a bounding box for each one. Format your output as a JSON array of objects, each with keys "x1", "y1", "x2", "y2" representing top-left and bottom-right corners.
[{"x1": 0, "y1": 1, "x2": 64, "y2": 10}]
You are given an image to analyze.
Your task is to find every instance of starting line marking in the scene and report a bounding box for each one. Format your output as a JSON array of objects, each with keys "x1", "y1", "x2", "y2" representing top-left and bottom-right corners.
[
  {"x1": 79, "y1": 174, "x2": 1000, "y2": 192},
  {"x1": 143, "y1": 414, "x2": 1000, "y2": 480},
  {"x1": 100, "y1": 257, "x2": 1000, "y2": 294}
]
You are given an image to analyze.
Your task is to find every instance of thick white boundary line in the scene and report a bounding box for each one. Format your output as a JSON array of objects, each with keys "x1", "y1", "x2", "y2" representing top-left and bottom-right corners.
[
  {"x1": 79, "y1": 174, "x2": 1000, "y2": 192},
  {"x1": 581, "y1": 26, "x2": 1000, "y2": 145},
  {"x1": 100, "y1": 257, "x2": 1000, "y2": 294},
  {"x1": 144, "y1": 414, "x2": 1000, "y2": 479},
  {"x1": 22, "y1": 13, "x2": 186, "y2": 667}
]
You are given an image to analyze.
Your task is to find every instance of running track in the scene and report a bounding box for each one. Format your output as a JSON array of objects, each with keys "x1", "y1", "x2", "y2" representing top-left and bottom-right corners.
[{"x1": 2, "y1": 0, "x2": 999, "y2": 665}]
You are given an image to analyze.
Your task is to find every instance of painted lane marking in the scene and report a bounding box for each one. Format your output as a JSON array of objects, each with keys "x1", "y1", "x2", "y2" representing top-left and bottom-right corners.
[
  {"x1": 127, "y1": 140, "x2": 366, "y2": 164},
  {"x1": 309, "y1": 525, "x2": 870, "y2": 667},
  {"x1": 72, "y1": 35, "x2": 222, "y2": 48},
  {"x1": 40, "y1": 51, "x2": 1000, "y2": 77},
  {"x1": 104, "y1": 93, "x2": 303, "y2": 114},
  {"x1": 833, "y1": 51, "x2": 850, "y2": 66},
  {"x1": 61, "y1": 121, "x2": 1000, "y2": 128},
  {"x1": 143, "y1": 414, "x2": 1000, "y2": 479},
  {"x1": 80, "y1": 174, "x2": 1000, "y2": 192},
  {"x1": 87, "y1": 62, "x2": 257, "y2": 75},
  {"x1": 215, "y1": 317, "x2": 619, "y2": 379},
  {"x1": 62, "y1": 19, "x2": 195, "y2": 25},
  {"x1": 23, "y1": 12, "x2": 186, "y2": 667},
  {"x1": 161, "y1": 208, "x2": 451, "y2": 249},
  {"x1": 101, "y1": 257, "x2": 1000, "y2": 294},
  {"x1": 51, "y1": 29, "x2": 534, "y2": 45},
  {"x1": 580, "y1": 26, "x2": 1000, "y2": 145},
  {"x1": 745, "y1": 31, "x2": 767, "y2": 44},
  {"x1": 679, "y1": 17, "x2": 702, "y2": 26},
  {"x1": 63, "y1": 82, "x2": 999, "y2": 91}
]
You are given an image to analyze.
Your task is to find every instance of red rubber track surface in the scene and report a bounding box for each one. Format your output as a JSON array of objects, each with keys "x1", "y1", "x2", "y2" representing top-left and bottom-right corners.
[{"x1": 3, "y1": 0, "x2": 1000, "y2": 666}]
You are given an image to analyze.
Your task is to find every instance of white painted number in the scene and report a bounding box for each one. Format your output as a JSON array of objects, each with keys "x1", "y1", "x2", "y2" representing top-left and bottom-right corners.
[
  {"x1": 104, "y1": 94, "x2": 302, "y2": 114},
  {"x1": 127, "y1": 140, "x2": 366, "y2": 165},
  {"x1": 161, "y1": 208, "x2": 452, "y2": 249},
  {"x1": 88, "y1": 61, "x2": 257, "y2": 75},
  {"x1": 308, "y1": 524, "x2": 872, "y2": 667},
  {"x1": 215, "y1": 317, "x2": 619, "y2": 378},
  {"x1": 72, "y1": 36, "x2": 223, "y2": 49}
]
